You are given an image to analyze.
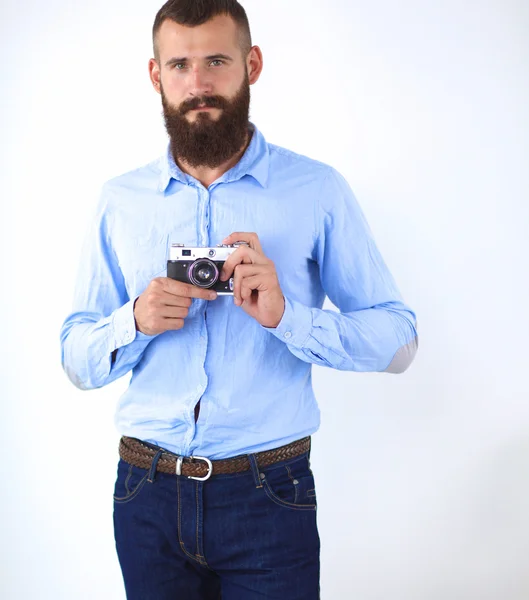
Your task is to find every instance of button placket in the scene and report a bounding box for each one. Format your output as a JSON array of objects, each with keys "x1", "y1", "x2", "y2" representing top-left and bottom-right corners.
[
  {"x1": 197, "y1": 186, "x2": 211, "y2": 246},
  {"x1": 204, "y1": 190, "x2": 211, "y2": 241}
]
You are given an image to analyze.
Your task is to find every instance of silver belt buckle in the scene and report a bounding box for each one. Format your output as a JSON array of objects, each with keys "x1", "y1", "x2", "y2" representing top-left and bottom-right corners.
[{"x1": 175, "y1": 455, "x2": 213, "y2": 481}]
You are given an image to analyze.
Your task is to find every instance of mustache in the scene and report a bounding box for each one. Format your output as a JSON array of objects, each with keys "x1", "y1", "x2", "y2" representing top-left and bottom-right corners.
[{"x1": 180, "y1": 96, "x2": 227, "y2": 114}]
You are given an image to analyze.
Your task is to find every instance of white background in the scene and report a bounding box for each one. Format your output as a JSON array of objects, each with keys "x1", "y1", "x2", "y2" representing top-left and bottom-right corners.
[{"x1": 2, "y1": 0, "x2": 528, "y2": 598}]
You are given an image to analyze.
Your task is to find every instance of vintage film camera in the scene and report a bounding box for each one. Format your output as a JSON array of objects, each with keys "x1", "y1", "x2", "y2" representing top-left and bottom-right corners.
[{"x1": 166, "y1": 242, "x2": 249, "y2": 295}]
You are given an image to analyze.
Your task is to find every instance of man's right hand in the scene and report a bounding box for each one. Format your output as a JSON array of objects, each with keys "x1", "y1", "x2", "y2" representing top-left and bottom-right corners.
[{"x1": 133, "y1": 277, "x2": 218, "y2": 336}]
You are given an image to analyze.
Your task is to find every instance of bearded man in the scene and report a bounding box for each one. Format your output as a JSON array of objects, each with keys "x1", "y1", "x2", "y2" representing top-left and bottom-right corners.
[{"x1": 60, "y1": 1, "x2": 419, "y2": 598}]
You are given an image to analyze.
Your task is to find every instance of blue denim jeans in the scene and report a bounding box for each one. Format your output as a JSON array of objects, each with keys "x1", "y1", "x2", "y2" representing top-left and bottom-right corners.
[{"x1": 113, "y1": 439, "x2": 320, "y2": 599}]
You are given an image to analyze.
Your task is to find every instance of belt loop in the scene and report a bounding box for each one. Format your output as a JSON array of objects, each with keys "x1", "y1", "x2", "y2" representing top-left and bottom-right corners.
[
  {"x1": 147, "y1": 450, "x2": 163, "y2": 483},
  {"x1": 247, "y1": 453, "x2": 263, "y2": 488}
]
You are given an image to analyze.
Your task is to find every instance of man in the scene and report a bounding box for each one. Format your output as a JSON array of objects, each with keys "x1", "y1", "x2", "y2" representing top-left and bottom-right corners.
[{"x1": 59, "y1": 1, "x2": 419, "y2": 598}]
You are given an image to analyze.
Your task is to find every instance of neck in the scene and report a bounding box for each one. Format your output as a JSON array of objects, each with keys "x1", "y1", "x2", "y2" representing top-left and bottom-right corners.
[{"x1": 176, "y1": 126, "x2": 252, "y2": 189}]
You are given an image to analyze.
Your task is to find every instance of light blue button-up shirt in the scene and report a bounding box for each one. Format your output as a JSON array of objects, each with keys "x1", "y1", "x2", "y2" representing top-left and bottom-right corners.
[{"x1": 60, "y1": 122, "x2": 418, "y2": 459}]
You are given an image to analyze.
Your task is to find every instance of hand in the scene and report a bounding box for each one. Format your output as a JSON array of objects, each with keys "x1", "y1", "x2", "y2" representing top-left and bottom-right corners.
[
  {"x1": 220, "y1": 232, "x2": 285, "y2": 328},
  {"x1": 133, "y1": 277, "x2": 217, "y2": 336}
]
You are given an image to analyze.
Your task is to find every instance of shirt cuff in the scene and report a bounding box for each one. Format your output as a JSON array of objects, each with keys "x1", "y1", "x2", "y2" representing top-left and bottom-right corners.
[
  {"x1": 262, "y1": 295, "x2": 312, "y2": 348},
  {"x1": 111, "y1": 297, "x2": 159, "y2": 349}
]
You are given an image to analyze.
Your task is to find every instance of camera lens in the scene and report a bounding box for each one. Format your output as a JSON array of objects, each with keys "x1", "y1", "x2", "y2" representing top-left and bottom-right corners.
[{"x1": 188, "y1": 259, "x2": 219, "y2": 288}]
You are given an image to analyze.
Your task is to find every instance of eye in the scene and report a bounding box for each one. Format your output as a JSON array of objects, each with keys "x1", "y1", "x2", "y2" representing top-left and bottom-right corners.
[
  {"x1": 210, "y1": 59, "x2": 224, "y2": 67},
  {"x1": 174, "y1": 63, "x2": 187, "y2": 70}
]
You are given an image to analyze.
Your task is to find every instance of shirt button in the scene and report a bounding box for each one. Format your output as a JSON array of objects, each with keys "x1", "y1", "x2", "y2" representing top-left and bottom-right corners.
[{"x1": 284, "y1": 331, "x2": 292, "y2": 339}]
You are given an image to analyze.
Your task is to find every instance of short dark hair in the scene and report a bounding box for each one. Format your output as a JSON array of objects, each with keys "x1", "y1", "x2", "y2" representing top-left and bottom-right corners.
[{"x1": 152, "y1": 0, "x2": 252, "y2": 62}]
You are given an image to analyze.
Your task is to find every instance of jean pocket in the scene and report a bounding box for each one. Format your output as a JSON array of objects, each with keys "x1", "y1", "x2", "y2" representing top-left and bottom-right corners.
[
  {"x1": 113, "y1": 459, "x2": 149, "y2": 504},
  {"x1": 260, "y1": 454, "x2": 317, "y2": 512}
]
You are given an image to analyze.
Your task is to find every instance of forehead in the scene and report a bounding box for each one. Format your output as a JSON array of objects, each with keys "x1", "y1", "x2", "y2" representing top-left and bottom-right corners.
[{"x1": 156, "y1": 14, "x2": 240, "y2": 59}]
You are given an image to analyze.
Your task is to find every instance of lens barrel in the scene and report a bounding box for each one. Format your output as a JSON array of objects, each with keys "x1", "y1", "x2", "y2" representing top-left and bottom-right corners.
[{"x1": 187, "y1": 259, "x2": 219, "y2": 288}]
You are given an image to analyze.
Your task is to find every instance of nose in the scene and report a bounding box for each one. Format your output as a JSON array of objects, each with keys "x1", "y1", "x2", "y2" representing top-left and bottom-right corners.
[{"x1": 189, "y1": 65, "x2": 213, "y2": 97}]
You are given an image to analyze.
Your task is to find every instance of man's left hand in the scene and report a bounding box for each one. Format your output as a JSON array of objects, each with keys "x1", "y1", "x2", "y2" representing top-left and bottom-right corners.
[{"x1": 219, "y1": 232, "x2": 285, "y2": 328}]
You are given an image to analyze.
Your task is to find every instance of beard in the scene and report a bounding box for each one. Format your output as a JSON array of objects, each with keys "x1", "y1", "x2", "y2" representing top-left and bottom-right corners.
[{"x1": 160, "y1": 71, "x2": 251, "y2": 169}]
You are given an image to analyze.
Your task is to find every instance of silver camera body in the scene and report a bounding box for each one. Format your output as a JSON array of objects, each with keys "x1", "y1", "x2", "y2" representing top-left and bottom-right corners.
[{"x1": 166, "y1": 242, "x2": 249, "y2": 295}]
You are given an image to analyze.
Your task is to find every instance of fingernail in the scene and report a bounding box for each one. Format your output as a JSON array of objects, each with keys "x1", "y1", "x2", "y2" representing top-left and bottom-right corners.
[{"x1": 209, "y1": 291, "x2": 217, "y2": 300}]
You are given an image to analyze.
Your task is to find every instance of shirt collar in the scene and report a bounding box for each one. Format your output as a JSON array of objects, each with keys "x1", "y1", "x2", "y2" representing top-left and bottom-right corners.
[{"x1": 158, "y1": 121, "x2": 269, "y2": 193}]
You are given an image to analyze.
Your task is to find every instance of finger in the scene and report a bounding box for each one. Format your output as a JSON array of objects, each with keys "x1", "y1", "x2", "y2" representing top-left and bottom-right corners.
[
  {"x1": 161, "y1": 317, "x2": 185, "y2": 331},
  {"x1": 161, "y1": 294, "x2": 193, "y2": 309},
  {"x1": 222, "y1": 232, "x2": 264, "y2": 255},
  {"x1": 160, "y1": 305, "x2": 190, "y2": 320},
  {"x1": 220, "y1": 246, "x2": 266, "y2": 282},
  {"x1": 232, "y1": 264, "x2": 266, "y2": 303},
  {"x1": 239, "y1": 274, "x2": 266, "y2": 303},
  {"x1": 158, "y1": 277, "x2": 217, "y2": 300}
]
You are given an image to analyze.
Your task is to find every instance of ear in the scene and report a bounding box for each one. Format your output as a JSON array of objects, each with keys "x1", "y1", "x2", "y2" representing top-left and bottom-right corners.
[
  {"x1": 148, "y1": 58, "x2": 161, "y2": 94},
  {"x1": 246, "y1": 46, "x2": 263, "y2": 85}
]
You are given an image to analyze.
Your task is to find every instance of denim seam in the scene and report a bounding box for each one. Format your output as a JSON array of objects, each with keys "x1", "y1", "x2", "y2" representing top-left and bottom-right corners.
[
  {"x1": 196, "y1": 482, "x2": 199, "y2": 557},
  {"x1": 178, "y1": 541, "x2": 209, "y2": 567},
  {"x1": 177, "y1": 477, "x2": 210, "y2": 568},
  {"x1": 262, "y1": 477, "x2": 316, "y2": 512},
  {"x1": 305, "y1": 455, "x2": 316, "y2": 499},
  {"x1": 113, "y1": 473, "x2": 148, "y2": 504},
  {"x1": 285, "y1": 464, "x2": 299, "y2": 503},
  {"x1": 124, "y1": 463, "x2": 133, "y2": 495},
  {"x1": 248, "y1": 454, "x2": 263, "y2": 488}
]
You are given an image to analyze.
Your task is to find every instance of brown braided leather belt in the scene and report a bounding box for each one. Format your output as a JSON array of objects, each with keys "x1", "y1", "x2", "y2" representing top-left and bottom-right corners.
[{"x1": 119, "y1": 435, "x2": 311, "y2": 481}]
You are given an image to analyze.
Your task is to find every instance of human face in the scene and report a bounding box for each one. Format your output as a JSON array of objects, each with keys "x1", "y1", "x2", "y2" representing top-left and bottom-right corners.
[
  {"x1": 150, "y1": 15, "x2": 253, "y2": 123},
  {"x1": 149, "y1": 14, "x2": 261, "y2": 167}
]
